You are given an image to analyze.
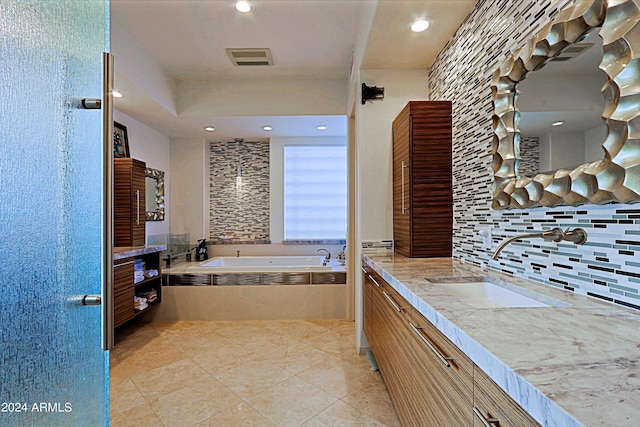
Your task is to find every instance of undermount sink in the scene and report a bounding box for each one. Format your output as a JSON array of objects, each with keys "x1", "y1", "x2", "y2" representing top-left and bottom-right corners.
[{"x1": 428, "y1": 277, "x2": 570, "y2": 309}]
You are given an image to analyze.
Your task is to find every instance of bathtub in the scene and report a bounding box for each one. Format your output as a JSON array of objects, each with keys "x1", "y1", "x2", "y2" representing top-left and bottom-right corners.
[{"x1": 187, "y1": 255, "x2": 333, "y2": 273}]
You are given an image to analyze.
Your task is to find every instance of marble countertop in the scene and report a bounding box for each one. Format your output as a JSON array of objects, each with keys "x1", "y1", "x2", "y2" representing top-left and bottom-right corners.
[
  {"x1": 113, "y1": 245, "x2": 166, "y2": 260},
  {"x1": 363, "y1": 252, "x2": 640, "y2": 427}
]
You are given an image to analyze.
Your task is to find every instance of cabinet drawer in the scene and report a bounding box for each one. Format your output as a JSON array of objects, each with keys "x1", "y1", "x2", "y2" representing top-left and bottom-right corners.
[
  {"x1": 411, "y1": 308, "x2": 473, "y2": 426},
  {"x1": 473, "y1": 367, "x2": 541, "y2": 427},
  {"x1": 411, "y1": 308, "x2": 473, "y2": 387}
]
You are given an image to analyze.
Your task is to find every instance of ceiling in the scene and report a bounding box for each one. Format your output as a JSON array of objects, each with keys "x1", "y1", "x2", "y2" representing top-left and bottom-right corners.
[{"x1": 111, "y1": 0, "x2": 476, "y2": 140}]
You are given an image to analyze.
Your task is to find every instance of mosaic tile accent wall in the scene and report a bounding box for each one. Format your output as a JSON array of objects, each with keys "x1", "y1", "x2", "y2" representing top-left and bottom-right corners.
[
  {"x1": 209, "y1": 141, "x2": 269, "y2": 241},
  {"x1": 428, "y1": 0, "x2": 640, "y2": 311}
]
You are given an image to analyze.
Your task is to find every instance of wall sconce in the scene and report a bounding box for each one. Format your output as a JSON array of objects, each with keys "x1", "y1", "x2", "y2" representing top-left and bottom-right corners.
[{"x1": 361, "y1": 83, "x2": 385, "y2": 105}]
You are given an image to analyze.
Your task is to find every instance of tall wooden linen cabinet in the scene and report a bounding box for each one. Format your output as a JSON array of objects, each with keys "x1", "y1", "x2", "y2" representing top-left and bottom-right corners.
[
  {"x1": 393, "y1": 101, "x2": 452, "y2": 257},
  {"x1": 114, "y1": 158, "x2": 146, "y2": 247}
]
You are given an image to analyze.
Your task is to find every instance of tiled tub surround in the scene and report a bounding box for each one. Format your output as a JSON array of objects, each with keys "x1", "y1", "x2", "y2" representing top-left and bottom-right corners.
[
  {"x1": 209, "y1": 141, "x2": 270, "y2": 242},
  {"x1": 428, "y1": 1, "x2": 640, "y2": 310},
  {"x1": 146, "y1": 261, "x2": 347, "y2": 321},
  {"x1": 363, "y1": 253, "x2": 640, "y2": 427}
]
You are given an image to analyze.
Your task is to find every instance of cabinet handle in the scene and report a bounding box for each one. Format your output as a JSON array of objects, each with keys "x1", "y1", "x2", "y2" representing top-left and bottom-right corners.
[
  {"x1": 409, "y1": 322, "x2": 453, "y2": 368},
  {"x1": 368, "y1": 274, "x2": 381, "y2": 287},
  {"x1": 401, "y1": 161, "x2": 408, "y2": 214},
  {"x1": 382, "y1": 290, "x2": 403, "y2": 312},
  {"x1": 473, "y1": 407, "x2": 500, "y2": 426},
  {"x1": 136, "y1": 189, "x2": 140, "y2": 225}
]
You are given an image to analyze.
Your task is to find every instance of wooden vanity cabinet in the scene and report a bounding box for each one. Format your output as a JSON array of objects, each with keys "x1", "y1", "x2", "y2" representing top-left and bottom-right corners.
[
  {"x1": 411, "y1": 307, "x2": 473, "y2": 426},
  {"x1": 370, "y1": 276, "x2": 415, "y2": 427},
  {"x1": 113, "y1": 250, "x2": 162, "y2": 330},
  {"x1": 392, "y1": 101, "x2": 452, "y2": 258},
  {"x1": 363, "y1": 262, "x2": 539, "y2": 427},
  {"x1": 473, "y1": 367, "x2": 541, "y2": 427},
  {"x1": 114, "y1": 158, "x2": 146, "y2": 247}
]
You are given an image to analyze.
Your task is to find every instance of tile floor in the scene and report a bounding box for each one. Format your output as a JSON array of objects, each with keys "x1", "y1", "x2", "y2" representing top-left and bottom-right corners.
[{"x1": 109, "y1": 319, "x2": 401, "y2": 426}]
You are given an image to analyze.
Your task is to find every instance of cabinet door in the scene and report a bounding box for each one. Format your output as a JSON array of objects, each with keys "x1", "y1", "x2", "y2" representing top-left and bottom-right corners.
[
  {"x1": 113, "y1": 258, "x2": 135, "y2": 327},
  {"x1": 392, "y1": 106, "x2": 412, "y2": 257},
  {"x1": 131, "y1": 162, "x2": 146, "y2": 246},
  {"x1": 362, "y1": 268, "x2": 375, "y2": 345},
  {"x1": 411, "y1": 308, "x2": 473, "y2": 427},
  {"x1": 473, "y1": 367, "x2": 541, "y2": 427},
  {"x1": 371, "y1": 280, "x2": 414, "y2": 427},
  {"x1": 114, "y1": 158, "x2": 146, "y2": 246}
]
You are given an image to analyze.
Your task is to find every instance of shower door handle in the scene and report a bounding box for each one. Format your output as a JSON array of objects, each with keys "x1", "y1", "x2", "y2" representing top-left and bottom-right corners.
[{"x1": 102, "y1": 52, "x2": 115, "y2": 351}]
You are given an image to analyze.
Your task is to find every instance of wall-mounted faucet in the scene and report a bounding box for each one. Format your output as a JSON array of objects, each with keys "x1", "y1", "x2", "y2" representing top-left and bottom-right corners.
[{"x1": 492, "y1": 227, "x2": 587, "y2": 260}]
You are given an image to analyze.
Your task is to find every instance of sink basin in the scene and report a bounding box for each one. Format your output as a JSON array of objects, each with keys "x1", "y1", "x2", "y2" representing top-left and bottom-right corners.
[{"x1": 428, "y1": 277, "x2": 570, "y2": 309}]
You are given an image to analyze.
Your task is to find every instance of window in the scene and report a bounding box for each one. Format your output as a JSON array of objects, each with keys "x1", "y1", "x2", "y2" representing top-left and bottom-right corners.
[{"x1": 283, "y1": 145, "x2": 347, "y2": 240}]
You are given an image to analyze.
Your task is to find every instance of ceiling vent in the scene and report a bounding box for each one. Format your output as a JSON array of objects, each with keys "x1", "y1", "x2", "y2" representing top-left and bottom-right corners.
[
  {"x1": 226, "y1": 48, "x2": 274, "y2": 66},
  {"x1": 551, "y1": 43, "x2": 593, "y2": 62}
]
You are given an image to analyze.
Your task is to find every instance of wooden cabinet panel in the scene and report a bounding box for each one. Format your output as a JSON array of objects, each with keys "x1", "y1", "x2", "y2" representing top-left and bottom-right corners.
[
  {"x1": 362, "y1": 268, "x2": 375, "y2": 346},
  {"x1": 392, "y1": 101, "x2": 452, "y2": 258},
  {"x1": 371, "y1": 281, "x2": 414, "y2": 427},
  {"x1": 473, "y1": 366, "x2": 541, "y2": 427},
  {"x1": 114, "y1": 158, "x2": 146, "y2": 247},
  {"x1": 411, "y1": 308, "x2": 473, "y2": 426},
  {"x1": 113, "y1": 258, "x2": 135, "y2": 327}
]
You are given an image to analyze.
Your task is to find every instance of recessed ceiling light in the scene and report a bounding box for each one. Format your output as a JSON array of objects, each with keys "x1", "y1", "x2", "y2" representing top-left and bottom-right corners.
[
  {"x1": 235, "y1": 0, "x2": 252, "y2": 13},
  {"x1": 552, "y1": 121, "x2": 565, "y2": 127},
  {"x1": 204, "y1": 126, "x2": 216, "y2": 132},
  {"x1": 112, "y1": 90, "x2": 123, "y2": 98},
  {"x1": 262, "y1": 125, "x2": 273, "y2": 131},
  {"x1": 410, "y1": 18, "x2": 431, "y2": 33},
  {"x1": 316, "y1": 125, "x2": 327, "y2": 131}
]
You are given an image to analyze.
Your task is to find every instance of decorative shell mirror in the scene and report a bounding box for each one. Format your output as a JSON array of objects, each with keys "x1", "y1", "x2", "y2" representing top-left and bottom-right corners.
[
  {"x1": 145, "y1": 167, "x2": 165, "y2": 221},
  {"x1": 491, "y1": 0, "x2": 640, "y2": 209}
]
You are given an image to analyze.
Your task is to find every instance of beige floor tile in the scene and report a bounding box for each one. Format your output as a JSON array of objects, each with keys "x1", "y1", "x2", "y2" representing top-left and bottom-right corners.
[
  {"x1": 109, "y1": 402, "x2": 164, "y2": 427},
  {"x1": 213, "y1": 360, "x2": 293, "y2": 399},
  {"x1": 341, "y1": 379, "x2": 402, "y2": 427},
  {"x1": 110, "y1": 320, "x2": 398, "y2": 426},
  {"x1": 296, "y1": 356, "x2": 373, "y2": 398},
  {"x1": 109, "y1": 377, "x2": 146, "y2": 414},
  {"x1": 116, "y1": 339, "x2": 189, "y2": 377},
  {"x1": 246, "y1": 376, "x2": 337, "y2": 427},
  {"x1": 150, "y1": 377, "x2": 242, "y2": 427},
  {"x1": 301, "y1": 400, "x2": 389, "y2": 427},
  {"x1": 195, "y1": 402, "x2": 275, "y2": 427},
  {"x1": 191, "y1": 343, "x2": 260, "y2": 375},
  {"x1": 131, "y1": 358, "x2": 212, "y2": 403},
  {"x1": 163, "y1": 329, "x2": 234, "y2": 356},
  {"x1": 269, "y1": 341, "x2": 333, "y2": 375},
  {"x1": 266, "y1": 320, "x2": 335, "y2": 341}
]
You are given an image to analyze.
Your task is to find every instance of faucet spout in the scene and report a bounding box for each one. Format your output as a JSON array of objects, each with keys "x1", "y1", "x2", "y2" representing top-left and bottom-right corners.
[
  {"x1": 317, "y1": 248, "x2": 331, "y2": 261},
  {"x1": 492, "y1": 228, "x2": 563, "y2": 260}
]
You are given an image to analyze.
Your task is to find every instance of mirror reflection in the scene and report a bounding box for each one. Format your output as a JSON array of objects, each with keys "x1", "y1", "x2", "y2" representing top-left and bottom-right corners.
[{"x1": 517, "y1": 29, "x2": 606, "y2": 175}]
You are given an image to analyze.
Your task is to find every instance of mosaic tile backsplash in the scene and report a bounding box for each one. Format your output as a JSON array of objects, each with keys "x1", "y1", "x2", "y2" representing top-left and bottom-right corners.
[
  {"x1": 428, "y1": 0, "x2": 640, "y2": 311},
  {"x1": 209, "y1": 141, "x2": 270, "y2": 241}
]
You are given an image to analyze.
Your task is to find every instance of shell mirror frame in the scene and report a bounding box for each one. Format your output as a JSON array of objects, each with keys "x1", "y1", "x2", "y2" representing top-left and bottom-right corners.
[
  {"x1": 145, "y1": 167, "x2": 165, "y2": 221},
  {"x1": 491, "y1": 0, "x2": 640, "y2": 209}
]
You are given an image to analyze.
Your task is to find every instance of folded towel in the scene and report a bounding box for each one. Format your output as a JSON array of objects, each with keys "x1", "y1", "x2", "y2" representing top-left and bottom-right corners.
[{"x1": 143, "y1": 269, "x2": 159, "y2": 278}]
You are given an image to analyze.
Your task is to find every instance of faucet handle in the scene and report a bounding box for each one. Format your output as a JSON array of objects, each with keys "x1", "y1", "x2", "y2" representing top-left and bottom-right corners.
[{"x1": 563, "y1": 228, "x2": 587, "y2": 244}]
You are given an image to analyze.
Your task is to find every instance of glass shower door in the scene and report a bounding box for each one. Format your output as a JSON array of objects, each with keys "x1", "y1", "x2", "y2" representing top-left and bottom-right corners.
[{"x1": 0, "y1": 1, "x2": 109, "y2": 426}]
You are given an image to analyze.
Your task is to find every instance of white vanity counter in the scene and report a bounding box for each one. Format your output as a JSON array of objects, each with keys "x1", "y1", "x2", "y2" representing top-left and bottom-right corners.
[{"x1": 363, "y1": 252, "x2": 640, "y2": 427}]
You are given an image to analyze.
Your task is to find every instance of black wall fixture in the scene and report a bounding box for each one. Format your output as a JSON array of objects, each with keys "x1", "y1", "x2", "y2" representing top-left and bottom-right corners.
[{"x1": 361, "y1": 83, "x2": 385, "y2": 105}]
